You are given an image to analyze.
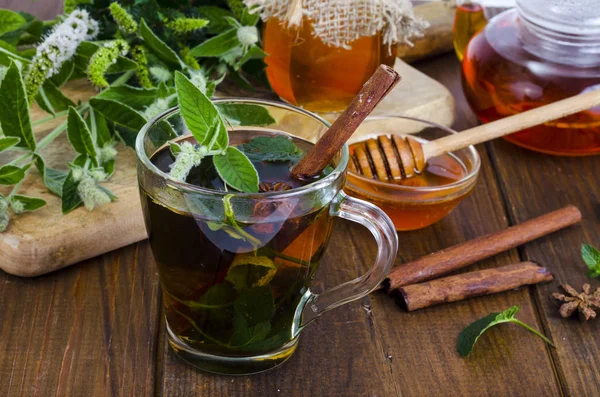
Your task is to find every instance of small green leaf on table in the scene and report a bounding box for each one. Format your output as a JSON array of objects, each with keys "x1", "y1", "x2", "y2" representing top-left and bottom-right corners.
[
  {"x1": 61, "y1": 170, "x2": 83, "y2": 214},
  {"x1": 11, "y1": 195, "x2": 46, "y2": 211},
  {"x1": 0, "y1": 61, "x2": 35, "y2": 150},
  {"x1": 217, "y1": 103, "x2": 275, "y2": 127},
  {"x1": 139, "y1": 19, "x2": 182, "y2": 66},
  {"x1": 0, "y1": 137, "x2": 20, "y2": 152},
  {"x1": 34, "y1": 155, "x2": 68, "y2": 197},
  {"x1": 174, "y1": 71, "x2": 228, "y2": 150},
  {"x1": 457, "y1": 306, "x2": 555, "y2": 357},
  {"x1": 582, "y1": 243, "x2": 600, "y2": 278},
  {"x1": 0, "y1": 10, "x2": 27, "y2": 36},
  {"x1": 214, "y1": 146, "x2": 259, "y2": 193},
  {"x1": 67, "y1": 107, "x2": 98, "y2": 163},
  {"x1": 189, "y1": 28, "x2": 240, "y2": 57},
  {"x1": 239, "y1": 135, "x2": 303, "y2": 162},
  {"x1": 89, "y1": 97, "x2": 147, "y2": 131},
  {"x1": 0, "y1": 164, "x2": 29, "y2": 185}
]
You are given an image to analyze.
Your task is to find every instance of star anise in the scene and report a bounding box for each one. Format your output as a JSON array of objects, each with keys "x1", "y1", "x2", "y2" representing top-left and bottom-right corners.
[
  {"x1": 259, "y1": 181, "x2": 292, "y2": 192},
  {"x1": 552, "y1": 284, "x2": 600, "y2": 321}
]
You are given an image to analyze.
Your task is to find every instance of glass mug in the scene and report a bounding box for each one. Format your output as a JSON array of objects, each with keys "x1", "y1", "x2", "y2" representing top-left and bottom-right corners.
[{"x1": 136, "y1": 99, "x2": 398, "y2": 375}]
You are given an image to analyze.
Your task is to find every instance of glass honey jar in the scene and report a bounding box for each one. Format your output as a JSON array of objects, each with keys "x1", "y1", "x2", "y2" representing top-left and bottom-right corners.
[
  {"x1": 258, "y1": 0, "x2": 427, "y2": 113},
  {"x1": 461, "y1": 0, "x2": 600, "y2": 156},
  {"x1": 263, "y1": 17, "x2": 397, "y2": 113}
]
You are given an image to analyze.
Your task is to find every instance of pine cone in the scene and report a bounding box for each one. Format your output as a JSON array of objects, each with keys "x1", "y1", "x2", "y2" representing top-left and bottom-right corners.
[{"x1": 552, "y1": 283, "x2": 600, "y2": 321}]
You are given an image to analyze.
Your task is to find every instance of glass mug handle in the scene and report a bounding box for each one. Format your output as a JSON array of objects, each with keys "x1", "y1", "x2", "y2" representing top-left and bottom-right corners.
[{"x1": 299, "y1": 191, "x2": 398, "y2": 327}]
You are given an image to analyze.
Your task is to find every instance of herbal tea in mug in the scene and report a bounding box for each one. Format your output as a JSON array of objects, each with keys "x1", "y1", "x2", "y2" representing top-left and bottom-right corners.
[{"x1": 136, "y1": 73, "x2": 397, "y2": 374}]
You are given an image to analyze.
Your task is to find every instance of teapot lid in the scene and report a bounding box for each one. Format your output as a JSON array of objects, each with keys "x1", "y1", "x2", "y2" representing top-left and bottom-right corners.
[{"x1": 517, "y1": 0, "x2": 600, "y2": 36}]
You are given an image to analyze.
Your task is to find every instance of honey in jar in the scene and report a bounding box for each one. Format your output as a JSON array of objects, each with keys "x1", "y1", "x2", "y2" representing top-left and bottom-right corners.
[
  {"x1": 452, "y1": 1, "x2": 487, "y2": 62},
  {"x1": 345, "y1": 138, "x2": 472, "y2": 231},
  {"x1": 263, "y1": 17, "x2": 397, "y2": 113},
  {"x1": 462, "y1": 0, "x2": 600, "y2": 156}
]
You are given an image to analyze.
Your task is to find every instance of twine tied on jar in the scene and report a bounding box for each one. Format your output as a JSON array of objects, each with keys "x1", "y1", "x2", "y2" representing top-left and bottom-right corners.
[{"x1": 243, "y1": 0, "x2": 429, "y2": 49}]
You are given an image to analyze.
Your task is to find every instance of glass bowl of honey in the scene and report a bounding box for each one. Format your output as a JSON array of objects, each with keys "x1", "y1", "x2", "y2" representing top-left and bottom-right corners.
[{"x1": 344, "y1": 116, "x2": 481, "y2": 231}]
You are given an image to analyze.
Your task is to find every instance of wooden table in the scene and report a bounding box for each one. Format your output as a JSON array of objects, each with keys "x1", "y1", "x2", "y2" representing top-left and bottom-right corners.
[{"x1": 1, "y1": 52, "x2": 600, "y2": 396}]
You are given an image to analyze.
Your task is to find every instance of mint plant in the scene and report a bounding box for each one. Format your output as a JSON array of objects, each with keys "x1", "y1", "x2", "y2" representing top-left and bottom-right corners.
[{"x1": 0, "y1": 0, "x2": 266, "y2": 232}]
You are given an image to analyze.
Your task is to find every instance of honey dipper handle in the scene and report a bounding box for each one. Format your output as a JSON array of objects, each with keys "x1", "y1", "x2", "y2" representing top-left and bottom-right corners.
[{"x1": 422, "y1": 89, "x2": 600, "y2": 160}]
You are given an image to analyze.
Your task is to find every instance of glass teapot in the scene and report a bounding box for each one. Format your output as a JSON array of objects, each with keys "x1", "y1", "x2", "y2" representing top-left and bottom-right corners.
[{"x1": 458, "y1": 0, "x2": 600, "y2": 155}]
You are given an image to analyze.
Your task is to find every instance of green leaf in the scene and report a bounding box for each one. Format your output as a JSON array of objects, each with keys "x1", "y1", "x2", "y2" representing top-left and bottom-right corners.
[
  {"x1": 582, "y1": 244, "x2": 600, "y2": 278},
  {"x1": 169, "y1": 142, "x2": 181, "y2": 156},
  {"x1": 225, "y1": 255, "x2": 277, "y2": 291},
  {"x1": 234, "y1": 286, "x2": 274, "y2": 325},
  {"x1": 139, "y1": 19, "x2": 181, "y2": 66},
  {"x1": 177, "y1": 283, "x2": 237, "y2": 310},
  {"x1": 49, "y1": 60, "x2": 74, "y2": 87},
  {"x1": 11, "y1": 194, "x2": 46, "y2": 211},
  {"x1": 174, "y1": 71, "x2": 228, "y2": 150},
  {"x1": 197, "y1": 6, "x2": 235, "y2": 34},
  {"x1": 189, "y1": 28, "x2": 240, "y2": 57},
  {"x1": 96, "y1": 85, "x2": 159, "y2": 111},
  {"x1": 0, "y1": 61, "x2": 35, "y2": 150},
  {"x1": 35, "y1": 81, "x2": 76, "y2": 116},
  {"x1": 230, "y1": 312, "x2": 271, "y2": 348},
  {"x1": 457, "y1": 306, "x2": 554, "y2": 357},
  {"x1": 87, "y1": 108, "x2": 112, "y2": 147},
  {"x1": 0, "y1": 137, "x2": 20, "y2": 152},
  {"x1": 157, "y1": 81, "x2": 174, "y2": 99},
  {"x1": 67, "y1": 107, "x2": 98, "y2": 162},
  {"x1": 0, "y1": 10, "x2": 27, "y2": 36},
  {"x1": 213, "y1": 147, "x2": 259, "y2": 193},
  {"x1": 238, "y1": 135, "x2": 302, "y2": 162},
  {"x1": 230, "y1": 286, "x2": 274, "y2": 347},
  {"x1": 0, "y1": 164, "x2": 29, "y2": 185},
  {"x1": 90, "y1": 98, "x2": 147, "y2": 131},
  {"x1": 217, "y1": 103, "x2": 275, "y2": 127},
  {"x1": 241, "y1": 8, "x2": 260, "y2": 26},
  {"x1": 61, "y1": 170, "x2": 83, "y2": 214},
  {"x1": 236, "y1": 45, "x2": 266, "y2": 69},
  {"x1": 34, "y1": 155, "x2": 66, "y2": 196}
]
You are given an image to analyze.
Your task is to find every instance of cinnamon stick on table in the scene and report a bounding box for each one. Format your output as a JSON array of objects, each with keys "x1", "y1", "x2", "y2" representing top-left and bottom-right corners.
[
  {"x1": 292, "y1": 64, "x2": 401, "y2": 180},
  {"x1": 395, "y1": 261, "x2": 554, "y2": 311},
  {"x1": 383, "y1": 205, "x2": 581, "y2": 293}
]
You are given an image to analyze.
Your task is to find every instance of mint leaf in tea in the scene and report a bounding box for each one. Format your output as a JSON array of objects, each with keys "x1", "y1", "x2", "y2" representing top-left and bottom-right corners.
[{"x1": 142, "y1": 128, "x2": 334, "y2": 357}]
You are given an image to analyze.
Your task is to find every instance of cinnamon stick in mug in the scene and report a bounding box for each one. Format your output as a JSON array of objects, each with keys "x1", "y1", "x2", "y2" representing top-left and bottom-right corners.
[
  {"x1": 382, "y1": 205, "x2": 581, "y2": 293},
  {"x1": 394, "y1": 262, "x2": 553, "y2": 312}
]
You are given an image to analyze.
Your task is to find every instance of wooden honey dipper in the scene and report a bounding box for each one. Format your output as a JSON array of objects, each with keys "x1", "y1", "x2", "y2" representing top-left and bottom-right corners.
[
  {"x1": 292, "y1": 65, "x2": 600, "y2": 181},
  {"x1": 348, "y1": 90, "x2": 600, "y2": 182}
]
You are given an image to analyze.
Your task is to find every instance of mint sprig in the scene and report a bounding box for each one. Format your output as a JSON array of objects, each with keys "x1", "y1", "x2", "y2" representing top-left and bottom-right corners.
[
  {"x1": 170, "y1": 71, "x2": 259, "y2": 193},
  {"x1": 458, "y1": 306, "x2": 554, "y2": 357},
  {"x1": 582, "y1": 243, "x2": 600, "y2": 278}
]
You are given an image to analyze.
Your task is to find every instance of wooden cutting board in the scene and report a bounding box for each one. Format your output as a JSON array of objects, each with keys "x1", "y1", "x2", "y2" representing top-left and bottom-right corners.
[{"x1": 0, "y1": 59, "x2": 455, "y2": 277}]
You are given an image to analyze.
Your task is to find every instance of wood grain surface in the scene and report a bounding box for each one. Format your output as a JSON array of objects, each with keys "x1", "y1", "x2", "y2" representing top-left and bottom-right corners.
[
  {"x1": 1, "y1": 9, "x2": 600, "y2": 395},
  {"x1": 0, "y1": 59, "x2": 454, "y2": 277}
]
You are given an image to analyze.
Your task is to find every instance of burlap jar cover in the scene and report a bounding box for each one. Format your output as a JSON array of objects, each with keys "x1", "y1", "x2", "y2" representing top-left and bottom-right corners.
[{"x1": 243, "y1": 0, "x2": 428, "y2": 49}]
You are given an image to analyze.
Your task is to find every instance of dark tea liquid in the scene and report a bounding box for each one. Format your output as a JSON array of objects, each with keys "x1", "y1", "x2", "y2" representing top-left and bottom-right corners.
[{"x1": 141, "y1": 130, "x2": 334, "y2": 358}]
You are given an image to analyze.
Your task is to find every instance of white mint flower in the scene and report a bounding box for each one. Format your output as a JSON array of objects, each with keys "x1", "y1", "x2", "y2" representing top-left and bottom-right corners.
[
  {"x1": 188, "y1": 70, "x2": 207, "y2": 93},
  {"x1": 237, "y1": 26, "x2": 258, "y2": 46},
  {"x1": 10, "y1": 199, "x2": 25, "y2": 215},
  {"x1": 99, "y1": 145, "x2": 118, "y2": 163},
  {"x1": 143, "y1": 98, "x2": 169, "y2": 119},
  {"x1": 71, "y1": 166, "x2": 112, "y2": 211},
  {"x1": 25, "y1": 10, "x2": 99, "y2": 99},
  {"x1": 0, "y1": 198, "x2": 9, "y2": 232},
  {"x1": 149, "y1": 66, "x2": 173, "y2": 83},
  {"x1": 169, "y1": 141, "x2": 207, "y2": 181}
]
